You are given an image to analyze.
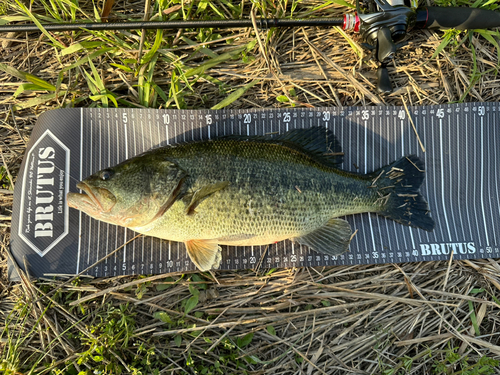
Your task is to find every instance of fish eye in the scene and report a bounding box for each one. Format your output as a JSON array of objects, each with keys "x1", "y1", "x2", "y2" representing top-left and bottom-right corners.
[{"x1": 100, "y1": 170, "x2": 114, "y2": 181}]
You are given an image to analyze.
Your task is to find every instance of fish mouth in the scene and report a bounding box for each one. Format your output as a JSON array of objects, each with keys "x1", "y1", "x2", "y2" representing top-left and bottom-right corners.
[{"x1": 67, "y1": 182, "x2": 116, "y2": 213}]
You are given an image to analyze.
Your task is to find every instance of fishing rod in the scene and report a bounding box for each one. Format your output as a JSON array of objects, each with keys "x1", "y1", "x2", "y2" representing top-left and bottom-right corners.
[{"x1": 2, "y1": 0, "x2": 500, "y2": 94}]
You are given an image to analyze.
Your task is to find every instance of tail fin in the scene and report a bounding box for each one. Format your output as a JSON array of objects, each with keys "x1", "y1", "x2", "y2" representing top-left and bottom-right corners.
[{"x1": 374, "y1": 155, "x2": 435, "y2": 231}]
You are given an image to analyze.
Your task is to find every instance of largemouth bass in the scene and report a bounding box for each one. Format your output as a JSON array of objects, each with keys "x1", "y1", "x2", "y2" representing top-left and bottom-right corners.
[{"x1": 67, "y1": 127, "x2": 434, "y2": 271}]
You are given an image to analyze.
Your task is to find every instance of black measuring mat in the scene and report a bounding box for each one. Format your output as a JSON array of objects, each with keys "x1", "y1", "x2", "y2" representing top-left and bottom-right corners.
[{"x1": 9, "y1": 104, "x2": 500, "y2": 278}]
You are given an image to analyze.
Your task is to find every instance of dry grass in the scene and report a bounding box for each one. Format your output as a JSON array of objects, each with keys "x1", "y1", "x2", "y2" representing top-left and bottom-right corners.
[{"x1": 1, "y1": 0, "x2": 500, "y2": 374}]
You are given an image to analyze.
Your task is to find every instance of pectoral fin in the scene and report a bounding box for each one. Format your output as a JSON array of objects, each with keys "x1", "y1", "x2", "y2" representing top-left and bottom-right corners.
[
  {"x1": 186, "y1": 181, "x2": 230, "y2": 215},
  {"x1": 185, "y1": 239, "x2": 222, "y2": 271},
  {"x1": 294, "y1": 218, "x2": 352, "y2": 256}
]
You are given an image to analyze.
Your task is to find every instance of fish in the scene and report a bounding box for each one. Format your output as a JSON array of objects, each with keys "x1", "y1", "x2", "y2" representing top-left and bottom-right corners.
[{"x1": 67, "y1": 127, "x2": 435, "y2": 271}]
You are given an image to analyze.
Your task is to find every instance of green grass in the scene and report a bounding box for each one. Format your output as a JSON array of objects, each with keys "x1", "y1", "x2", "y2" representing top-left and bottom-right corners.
[
  {"x1": 427, "y1": 0, "x2": 500, "y2": 102},
  {"x1": 2, "y1": 0, "x2": 499, "y2": 108},
  {"x1": 2, "y1": 0, "x2": 500, "y2": 107},
  {"x1": 432, "y1": 345, "x2": 499, "y2": 375},
  {"x1": 0, "y1": 274, "x2": 264, "y2": 375},
  {"x1": 1, "y1": 0, "x2": 266, "y2": 110}
]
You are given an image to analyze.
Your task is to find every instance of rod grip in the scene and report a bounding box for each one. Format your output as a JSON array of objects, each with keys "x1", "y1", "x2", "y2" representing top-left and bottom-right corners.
[{"x1": 424, "y1": 6, "x2": 500, "y2": 30}]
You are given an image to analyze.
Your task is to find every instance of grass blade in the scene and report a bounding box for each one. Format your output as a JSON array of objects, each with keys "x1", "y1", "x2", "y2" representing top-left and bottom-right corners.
[
  {"x1": 0, "y1": 15, "x2": 31, "y2": 24},
  {"x1": 0, "y1": 64, "x2": 56, "y2": 90},
  {"x1": 13, "y1": 83, "x2": 52, "y2": 98},
  {"x1": 14, "y1": 0, "x2": 65, "y2": 49},
  {"x1": 211, "y1": 79, "x2": 260, "y2": 110},
  {"x1": 61, "y1": 41, "x2": 104, "y2": 56},
  {"x1": 468, "y1": 301, "x2": 481, "y2": 336},
  {"x1": 475, "y1": 29, "x2": 500, "y2": 64},
  {"x1": 431, "y1": 30, "x2": 459, "y2": 60},
  {"x1": 141, "y1": 30, "x2": 164, "y2": 65},
  {"x1": 184, "y1": 45, "x2": 247, "y2": 78},
  {"x1": 12, "y1": 92, "x2": 66, "y2": 110},
  {"x1": 60, "y1": 47, "x2": 116, "y2": 73}
]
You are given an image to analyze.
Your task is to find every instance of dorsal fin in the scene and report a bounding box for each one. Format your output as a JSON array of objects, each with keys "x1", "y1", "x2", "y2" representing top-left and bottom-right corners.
[{"x1": 222, "y1": 126, "x2": 344, "y2": 167}]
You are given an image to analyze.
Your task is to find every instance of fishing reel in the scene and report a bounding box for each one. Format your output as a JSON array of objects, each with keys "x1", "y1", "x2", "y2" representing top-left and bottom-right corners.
[{"x1": 344, "y1": 0, "x2": 424, "y2": 94}]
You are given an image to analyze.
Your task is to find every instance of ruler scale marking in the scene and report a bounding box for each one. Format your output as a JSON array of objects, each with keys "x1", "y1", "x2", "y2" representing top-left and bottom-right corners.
[
  {"x1": 472, "y1": 113, "x2": 482, "y2": 248},
  {"x1": 11, "y1": 104, "x2": 500, "y2": 278}
]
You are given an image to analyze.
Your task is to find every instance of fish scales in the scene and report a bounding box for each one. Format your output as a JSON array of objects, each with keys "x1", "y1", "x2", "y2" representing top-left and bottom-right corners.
[
  {"x1": 140, "y1": 139, "x2": 377, "y2": 245},
  {"x1": 67, "y1": 127, "x2": 435, "y2": 271}
]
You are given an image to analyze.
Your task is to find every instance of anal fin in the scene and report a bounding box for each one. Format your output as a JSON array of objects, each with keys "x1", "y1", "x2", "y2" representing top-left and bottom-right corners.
[
  {"x1": 185, "y1": 239, "x2": 222, "y2": 271},
  {"x1": 294, "y1": 218, "x2": 352, "y2": 256}
]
